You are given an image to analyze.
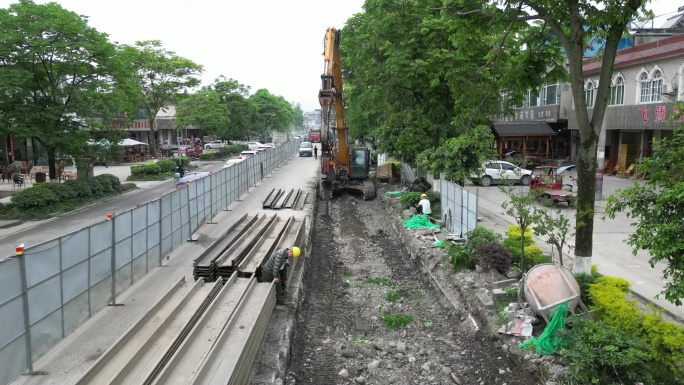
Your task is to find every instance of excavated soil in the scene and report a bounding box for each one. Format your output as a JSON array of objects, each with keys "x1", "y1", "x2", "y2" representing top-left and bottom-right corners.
[{"x1": 288, "y1": 191, "x2": 541, "y2": 385}]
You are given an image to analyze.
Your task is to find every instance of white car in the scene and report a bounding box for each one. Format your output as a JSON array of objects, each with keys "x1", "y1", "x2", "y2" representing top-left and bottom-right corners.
[
  {"x1": 204, "y1": 140, "x2": 224, "y2": 149},
  {"x1": 223, "y1": 158, "x2": 244, "y2": 168},
  {"x1": 240, "y1": 150, "x2": 257, "y2": 157},
  {"x1": 299, "y1": 141, "x2": 313, "y2": 157},
  {"x1": 470, "y1": 161, "x2": 532, "y2": 187},
  {"x1": 246, "y1": 141, "x2": 263, "y2": 150}
]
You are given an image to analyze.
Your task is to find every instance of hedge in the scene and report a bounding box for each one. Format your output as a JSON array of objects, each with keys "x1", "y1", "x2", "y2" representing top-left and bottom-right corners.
[
  {"x1": 11, "y1": 174, "x2": 123, "y2": 213},
  {"x1": 588, "y1": 276, "x2": 684, "y2": 381}
]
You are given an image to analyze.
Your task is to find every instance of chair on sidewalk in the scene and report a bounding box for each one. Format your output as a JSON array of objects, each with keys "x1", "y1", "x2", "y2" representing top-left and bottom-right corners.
[
  {"x1": 12, "y1": 172, "x2": 25, "y2": 189},
  {"x1": 617, "y1": 163, "x2": 636, "y2": 178},
  {"x1": 610, "y1": 163, "x2": 622, "y2": 176}
]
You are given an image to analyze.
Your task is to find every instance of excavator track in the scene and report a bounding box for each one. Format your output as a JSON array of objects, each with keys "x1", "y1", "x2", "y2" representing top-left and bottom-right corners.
[{"x1": 362, "y1": 178, "x2": 376, "y2": 200}]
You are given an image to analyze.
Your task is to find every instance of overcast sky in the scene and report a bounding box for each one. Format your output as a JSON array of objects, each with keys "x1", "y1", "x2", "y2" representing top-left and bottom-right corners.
[{"x1": 0, "y1": 0, "x2": 678, "y2": 112}]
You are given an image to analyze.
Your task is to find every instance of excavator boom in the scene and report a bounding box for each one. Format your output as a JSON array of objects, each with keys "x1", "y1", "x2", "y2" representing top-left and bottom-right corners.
[{"x1": 318, "y1": 27, "x2": 375, "y2": 200}]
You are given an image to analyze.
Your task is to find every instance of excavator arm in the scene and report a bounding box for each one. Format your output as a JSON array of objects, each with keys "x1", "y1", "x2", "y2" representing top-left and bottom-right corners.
[
  {"x1": 319, "y1": 27, "x2": 349, "y2": 172},
  {"x1": 317, "y1": 27, "x2": 375, "y2": 201}
]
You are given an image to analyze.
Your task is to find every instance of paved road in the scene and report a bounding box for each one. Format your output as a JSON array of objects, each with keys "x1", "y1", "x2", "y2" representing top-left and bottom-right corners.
[
  {"x1": 0, "y1": 161, "x2": 224, "y2": 258},
  {"x1": 465, "y1": 171, "x2": 683, "y2": 322}
]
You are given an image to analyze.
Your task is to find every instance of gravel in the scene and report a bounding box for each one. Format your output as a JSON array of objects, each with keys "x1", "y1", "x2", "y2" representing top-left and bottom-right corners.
[{"x1": 287, "y1": 188, "x2": 543, "y2": 384}]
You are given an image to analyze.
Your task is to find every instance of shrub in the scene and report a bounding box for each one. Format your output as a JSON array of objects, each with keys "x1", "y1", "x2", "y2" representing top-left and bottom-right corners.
[
  {"x1": 588, "y1": 276, "x2": 684, "y2": 380},
  {"x1": 43, "y1": 182, "x2": 79, "y2": 201},
  {"x1": 381, "y1": 313, "x2": 413, "y2": 330},
  {"x1": 574, "y1": 272, "x2": 600, "y2": 306},
  {"x1": 558, "y1": 317, "x2": 654, "y2": 385},
  {"x1": 399, "y1": 191, "x2": 423, "y2": 209},
  {"x1": 447, "y1": 243, "x2": 476, "y2": 271},
  {"x1": 225, "y1": 144, "x2": 248, "y2": 154},
  {"x1": 96, "y1": 174, "x2": 121, "y2": 192},
  {"x1": 177, "y1": 156, "x2": 190, "y2": 167},
  {"x1": 503, "y1": 238, "x2": 548, "y2": 268},
  {"x1": 474, "y1": 242, "x2": 512, "y2": 273},
  {"x1": 11, "y1": 185, "x2": 59, "y2": 210},
  {"x1": 467, "y1": 226, "x2": 501, "y2": 247},
  {"x1": 156, "y1": 159, "x2": 178, "y2": 173},
  {"x1": 505, "y1": 225, "x2": 533, "y2": 245},
  {"x1": 121, "y1": 183, "x2": 137, "y2": 191},
  {"x1": 65, "y1": 179, "x2": 93, "y2": 198},
  {"x1": 199, "y1": 153, "x2": 218, "y2": 161}
]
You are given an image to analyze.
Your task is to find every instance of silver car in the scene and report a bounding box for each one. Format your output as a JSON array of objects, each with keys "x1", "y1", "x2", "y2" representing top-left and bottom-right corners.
[{"x1": 470, "y1": 161, "x2": 532, "y2": 186}]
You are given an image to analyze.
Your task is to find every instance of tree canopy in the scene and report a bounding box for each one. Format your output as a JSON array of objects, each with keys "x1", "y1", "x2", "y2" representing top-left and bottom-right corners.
[
  {"x1": 0, "y1": 0, "x2": 135, "y2": 179},
  {"x1": 123, "y1": 40, "x2": 202, "y2": 157}
]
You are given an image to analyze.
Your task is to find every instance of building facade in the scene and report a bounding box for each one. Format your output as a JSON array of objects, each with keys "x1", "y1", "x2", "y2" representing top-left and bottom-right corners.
[{"x1": 570, "y1": 34, "x2": 684, "y2": 170}]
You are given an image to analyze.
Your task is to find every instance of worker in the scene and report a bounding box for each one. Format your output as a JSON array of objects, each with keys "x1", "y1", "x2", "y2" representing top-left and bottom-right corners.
[
  {"x1": 313, "y1": 146, "x2": 318, "y2": 159},
  {"x1": 261, "y1": 247, "x2": 301, "y2": 305},
  {"x1": 416, "y1": 194, "x2": 432, "y2": 216},
  {"x1": 176, "y1": 163, "x2": 185, "y2": 178}
]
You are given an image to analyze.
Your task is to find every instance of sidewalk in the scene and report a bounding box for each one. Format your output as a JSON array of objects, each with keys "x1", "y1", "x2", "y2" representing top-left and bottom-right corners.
[{"x1": 469, "y1": 170, "x2": 684, "y2": 324}]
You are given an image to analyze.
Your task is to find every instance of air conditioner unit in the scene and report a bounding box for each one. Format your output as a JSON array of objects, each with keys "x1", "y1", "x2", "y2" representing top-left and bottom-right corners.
[{"x1": 663, "y1": 84, "x2": 677, "y2": 95}]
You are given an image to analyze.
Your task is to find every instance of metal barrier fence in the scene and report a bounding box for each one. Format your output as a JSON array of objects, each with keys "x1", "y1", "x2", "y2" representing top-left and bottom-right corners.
[
  {"x1": 0, "y1": 140, "x2": 299, "y2": 385},
  {"x1": 439, "y1": 177, "x2": 478, "y2": 237}
]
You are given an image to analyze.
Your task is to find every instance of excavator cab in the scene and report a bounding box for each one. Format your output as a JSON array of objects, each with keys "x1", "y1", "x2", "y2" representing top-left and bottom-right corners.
[{"x1": 350, "y1": 147, "x2": 370, "y2": 179}]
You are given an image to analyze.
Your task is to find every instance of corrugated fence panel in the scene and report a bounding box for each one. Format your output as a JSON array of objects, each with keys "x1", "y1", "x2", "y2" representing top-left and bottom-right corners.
[{"x1": 24, "y1": 239, "x2": 60, "y2": 288}]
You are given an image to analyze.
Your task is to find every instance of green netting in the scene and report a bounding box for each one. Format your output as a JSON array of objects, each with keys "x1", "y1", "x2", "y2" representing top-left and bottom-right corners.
[
  {"x1": 519, "y1": 302, "x2": 569, "y2": 355},
  {"x1": 384, "y1": 191, "x2": 402, "y2": 197},
  {"x1": 403, "y1": 214, "x2": 440, "y2": 230}
]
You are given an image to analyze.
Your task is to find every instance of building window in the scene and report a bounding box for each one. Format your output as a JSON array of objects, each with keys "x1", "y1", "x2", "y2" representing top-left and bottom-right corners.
[
  {"x1": 639, "y1": 72, "x2": 651, "y2": 103},
  {"x1": 639, "y1": 70, "x2": 664, "y2": 103},
  {"x1": 650, "y1": 70, "x2": 663, "y2": 102},
  {"x1": 543, "y1": 84, "x2": 558, "y2": 105},
  {"x1": 529, "y1": 89, "x2": 539, "y2": 107},
  {"x1": 584, "y1": 81, "x2": 595, "y2": 107},
  {"x1": 609, "y1": 76, "x2": 624, "y2": 105},
  {"x1": 137, "y1": 109, "x2": 147, "y2": 119}
]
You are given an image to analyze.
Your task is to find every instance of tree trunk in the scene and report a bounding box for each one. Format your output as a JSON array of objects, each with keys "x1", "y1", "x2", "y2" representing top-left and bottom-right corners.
[
  {"x1": 148, "y1": 120, "x2": 158, "y2": 158},
  {"x1": 47, "y1": 148, "x2": 57, "y2": 181}
]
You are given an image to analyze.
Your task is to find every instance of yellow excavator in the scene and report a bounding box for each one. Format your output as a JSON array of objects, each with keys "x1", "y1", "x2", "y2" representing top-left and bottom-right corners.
[{"x1": 318, "y1": 27, "x2": 375, "y2": 200}]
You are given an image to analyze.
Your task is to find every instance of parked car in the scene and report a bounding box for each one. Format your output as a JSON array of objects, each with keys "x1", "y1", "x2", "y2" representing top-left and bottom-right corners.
[
  {"x1": 246, "y1": 141, "x2": 263, "y2": 150},
  {"x1": 240, "y1": 150, "x2": 257, "y2": 157},
  {"x1": 469, "y1": 161, "x2": 532, "y2": 186},
  {"x1": 261, "y1": 143, "x2": 276, "y2": 149},
  {"x1": 299, "y1": 141, "x2": 313, "y2": 157},
  {"x1": 176, "y1": 172, "x2": 211, "y2": 189},
  {"x1": 258, "y1": 144, "x2": 274, "y2": 151},
  {"x1": 223, "y1": 158, "x2": 244, "y2": 168},
  {"x1": 204, "y1": 140, "x2": 224, "y2": 149}
]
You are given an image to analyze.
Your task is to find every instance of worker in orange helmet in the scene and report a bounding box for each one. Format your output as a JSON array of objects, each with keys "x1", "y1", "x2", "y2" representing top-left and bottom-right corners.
[{"x1": 261, "y1": 247, "x2": 301, "y2": 305}]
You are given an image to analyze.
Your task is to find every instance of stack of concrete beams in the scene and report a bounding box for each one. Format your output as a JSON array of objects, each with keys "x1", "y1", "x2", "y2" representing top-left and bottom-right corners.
[{"x1": 192, "y1": 214, "x2": 256, "y2": 281}]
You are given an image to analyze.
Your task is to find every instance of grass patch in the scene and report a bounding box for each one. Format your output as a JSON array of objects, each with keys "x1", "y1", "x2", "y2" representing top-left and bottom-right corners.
[
  {"x1": 385, "y1": 290, "x2": 401, "y2": 303},
  {"x1": 342, "y1": 272, "x2": 351, "y2": 280},
  {"x1": 365, "y1": 277, "x2": 391, "y2": 286},
  {"x1": 381, "y1": 313, "x2": 413, "y2": 330},
  {"x1": 422, "y1": 319, "x2": 433, "y2": 327}
]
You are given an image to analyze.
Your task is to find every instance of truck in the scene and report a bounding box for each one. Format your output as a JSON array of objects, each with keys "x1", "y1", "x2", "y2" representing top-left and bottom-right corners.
[
  {"x1": 317, "y1": 27, "x2": 375, "y2": 200},
  {"x1": 308, "y1": 128, "x2": 321, "y2": 143}
]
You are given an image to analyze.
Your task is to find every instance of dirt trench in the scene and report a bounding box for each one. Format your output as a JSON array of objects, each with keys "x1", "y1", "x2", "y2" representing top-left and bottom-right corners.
[{"x1": 287, "y1": 192, "x2": 540, "y2": 385}]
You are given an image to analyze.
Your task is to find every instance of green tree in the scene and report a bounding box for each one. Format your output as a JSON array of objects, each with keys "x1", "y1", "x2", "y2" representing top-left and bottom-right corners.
[
  {"x1": 0, "y1": 0, "x2": 135, "y2": 180},
  {"x1": 249, "y1": 89, "x2": 294, "y2": 141},
  {"x1": 500, "y1": 185, "x2": 540, "y2": 272},
  {"x1": 123, "y1": 40, "x2": 202, "y2": 157},
  {"x1": 174, "y1": 90, "x2": 229, "y2": 139},
  {"x1": 420, "y1": 125, "x2": 497, "y2": 184},
  {"x1": 533, "y1": 207, "x2": 574, "y2": 266},
  {"x1": 291, "y1": 103, "x2": 304, "y2": 131},
  {"x1": 605, "y1": 126, "x2": 684, "y2": 305},
  {"x1": 207, "y1": 76, "x2": 253, "y2": 140},
  {"x1": 479, "y1": 0, "x2": 647, "y2": 272}
]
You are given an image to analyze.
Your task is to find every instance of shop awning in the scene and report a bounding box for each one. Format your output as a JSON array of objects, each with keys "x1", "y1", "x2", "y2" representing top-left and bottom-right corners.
[{"x1": 492, "y1": 122, "x2": 557, "y2": 137}]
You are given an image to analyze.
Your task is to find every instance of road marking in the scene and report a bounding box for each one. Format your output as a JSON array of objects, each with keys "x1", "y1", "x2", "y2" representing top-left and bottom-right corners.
[
  {"x1": 636, "y1": 281, "x2": 647, "y2": 285},
  {"x1": 626, "y1": 265, "x2": 642, "y2": 268}
]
